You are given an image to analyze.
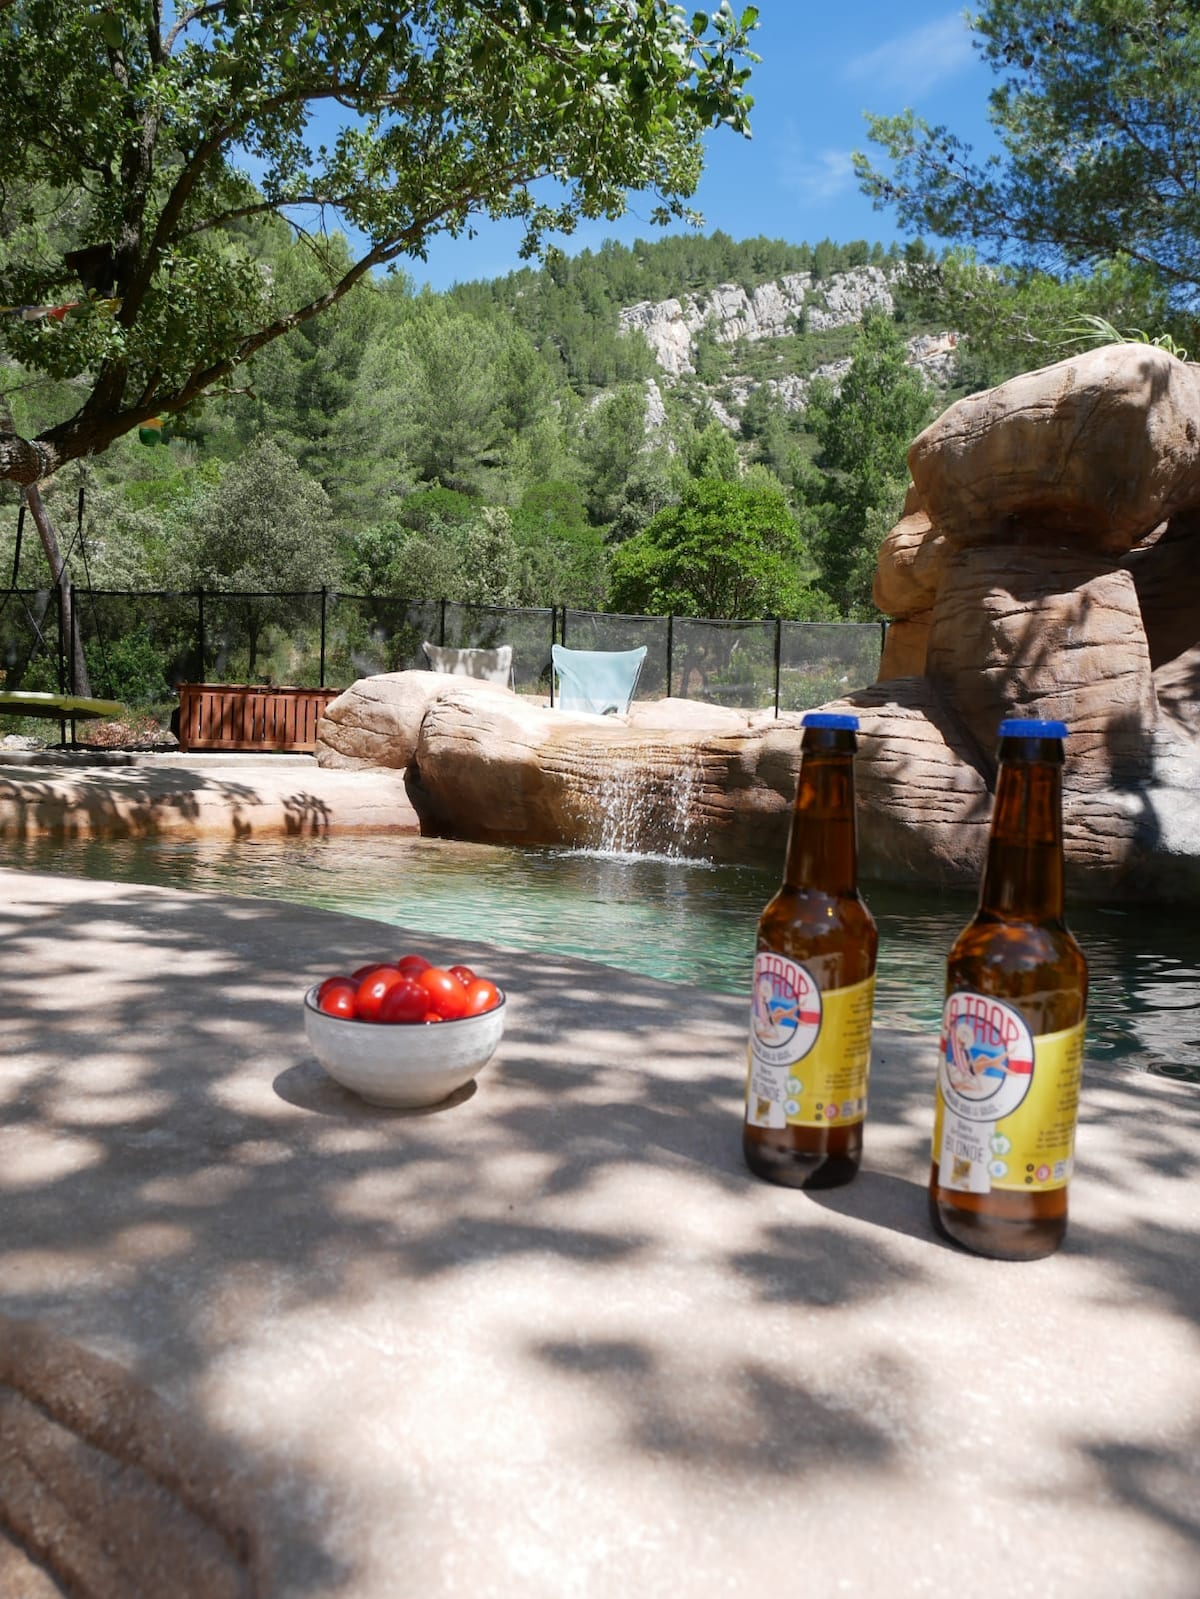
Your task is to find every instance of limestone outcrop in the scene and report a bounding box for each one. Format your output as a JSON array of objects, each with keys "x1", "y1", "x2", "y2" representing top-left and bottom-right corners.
[
  {"x1": 617, "y1": 268, "x2": 896, "y2": 376},
  {"x1": 618, "y1": 266, "x2": 958, "y2": 411}
]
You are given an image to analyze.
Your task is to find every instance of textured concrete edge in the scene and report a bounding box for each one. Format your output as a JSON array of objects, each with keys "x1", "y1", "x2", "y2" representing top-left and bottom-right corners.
[
  {"x1": 0, "y1": 759, "x2": 421, "y2": 841},
  {"x1": 0, "y1": 1308, "x2": 269, "y2": 1598}
]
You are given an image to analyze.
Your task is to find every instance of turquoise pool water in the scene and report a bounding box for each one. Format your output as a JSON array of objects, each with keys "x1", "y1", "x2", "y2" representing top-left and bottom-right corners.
[{"x1": 8, "y1": 832, "x2": 1200, "y2": 1084}]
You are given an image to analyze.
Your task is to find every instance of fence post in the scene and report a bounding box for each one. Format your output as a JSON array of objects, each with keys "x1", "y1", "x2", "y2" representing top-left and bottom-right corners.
[
  {"x1": 879, "y1": 617, "x2": 888, "y2": 665},
  {"x1": 549, "y1": 606, "x2": 558, "y2": 706},
  {"x1": 58, "y1": 583, "x2": 68, "y2": 694},
  {"x1": 439, "y1": 598, "x2": 447, "y2": 647},
  {"x1": 548, "y1": 605, "x2": 558, "y2": 705},
  {"x1": 773, "y1": 617, "x2": 782, "y2": 718},
  {"x1": 65, "y1": 583, "x2": 75, "y2": 747},
  {"x1": 319, "y1": 587, "x2": 327, "y2": 688},
  {"x1": 197, "y1": 588, "x2": 205, "y2": 682},
  {"x1": 667, "y1": 613, "x2": 674, "y2": 699}
]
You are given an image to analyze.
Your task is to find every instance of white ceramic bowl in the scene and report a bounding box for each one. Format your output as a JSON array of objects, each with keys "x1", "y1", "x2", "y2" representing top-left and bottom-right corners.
[{"x1": 303, "y1": 985, "x2": 506, "y2": 1108}]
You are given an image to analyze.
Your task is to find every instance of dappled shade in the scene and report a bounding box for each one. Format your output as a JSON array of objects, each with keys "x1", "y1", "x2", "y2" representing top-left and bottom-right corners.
[{"x1": 2, "y1": 869, "x2": 1199, "y2": 1593}]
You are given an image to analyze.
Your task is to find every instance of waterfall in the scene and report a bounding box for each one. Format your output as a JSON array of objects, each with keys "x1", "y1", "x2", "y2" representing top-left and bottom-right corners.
[{"x1": 595, "y1": 747, "x2": 704, "y2": 858}]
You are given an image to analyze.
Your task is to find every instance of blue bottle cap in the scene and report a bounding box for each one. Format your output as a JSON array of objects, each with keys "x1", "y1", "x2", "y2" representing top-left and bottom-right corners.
[
  {"x1": 998, "y1": 718, "x2": 1068, "y2": 739},
  {"x1": 802, "y1": 712, "x2": 859, "y2": 731}
]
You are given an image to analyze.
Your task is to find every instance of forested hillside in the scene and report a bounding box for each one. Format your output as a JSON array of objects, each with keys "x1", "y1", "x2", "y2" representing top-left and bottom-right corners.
[
  {"x1": 1, "y1": 228, "x2": 953, "y2": 644},
  {"x1": 6, "y1": 0, "x2": 1197, "y2": 727}
]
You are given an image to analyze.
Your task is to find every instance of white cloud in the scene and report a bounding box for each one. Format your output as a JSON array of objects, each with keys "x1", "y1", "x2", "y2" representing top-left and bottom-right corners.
[
  {"x1": 843, "y1": 13, "x2": 975, "y2": 95},
  {"x1": 778, "y1": 146, "x2": 857, "y2": 203}
]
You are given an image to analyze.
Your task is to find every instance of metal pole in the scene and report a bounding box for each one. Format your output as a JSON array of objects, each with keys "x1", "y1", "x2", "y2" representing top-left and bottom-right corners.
[
  {"x1": 439, "y1": 597, "x2": 447, "y2": 646},
  {"x1": 319, "y1": 587, "x2": 327, "y2": 687},
  {"x1": 59, "y1": 585, "x2": 69, "y2": 747},
  {"x1": 667, "y1": 613, "x2": 674, "y2": 699},
  {"x1": 773, "y1": 617, "x2": 782, "y2": 718},
  {"x1": 549, "y1": 605, "x2": 558, "y2": 705},
  {"x1": 66, "y1": 582, "x2": 76, "y2": 693},
  {"x1": 549, "y1": 606, "x2": 558, "y2": 705},
  {"x1": 197, "y1": 588, "x2": 206, "y2": 682}
]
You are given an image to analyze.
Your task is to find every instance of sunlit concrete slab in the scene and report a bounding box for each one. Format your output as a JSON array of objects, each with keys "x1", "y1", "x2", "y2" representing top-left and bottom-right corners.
[
  {"x1": 0, "y1": 757, "x2": 419, "y2": 841},
  {"x1": 1, "y1": 868, "x2": 1197, "y2": 1597}
]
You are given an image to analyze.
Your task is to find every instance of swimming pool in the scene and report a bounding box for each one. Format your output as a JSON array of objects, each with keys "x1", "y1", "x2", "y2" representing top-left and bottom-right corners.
[{"x1": 8, "y1": 832, "x2": 1200, "y2": 1085}]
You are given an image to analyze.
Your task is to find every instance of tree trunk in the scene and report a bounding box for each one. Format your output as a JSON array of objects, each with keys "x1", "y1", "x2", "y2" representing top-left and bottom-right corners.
[
  {"x1": 0, "y1": 399, "x2": 93, "y2": 697},
  {"x1": 0, "y1": 432, "x2": 61, "y2": 487},
  {"x1": 22, "y1": 488, "x2": 93, "y2": 699}
]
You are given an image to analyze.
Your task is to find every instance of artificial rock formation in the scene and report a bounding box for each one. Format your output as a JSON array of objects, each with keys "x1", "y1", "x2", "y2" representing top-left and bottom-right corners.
[
  {"x1": 315, "y1": 670, "x2": 1001, "y2": 883},
  {"x1": 868, "y1": 342, "x2": 1200, "y2": 897},
  {"x1": 315, "y1": 670, "x2": 505, "y2": 770},
  {"x1": 319, "y1": 677, "x2": 802, "y2": 867},
  {"x1": 317, "y1": 344, "x2": 1200, "y2": 899}
]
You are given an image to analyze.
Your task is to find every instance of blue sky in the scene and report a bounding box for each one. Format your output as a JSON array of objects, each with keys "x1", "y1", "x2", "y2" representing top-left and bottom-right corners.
[{"x1": 399, "y1": 3, "x2": 1002, "y2": 292}]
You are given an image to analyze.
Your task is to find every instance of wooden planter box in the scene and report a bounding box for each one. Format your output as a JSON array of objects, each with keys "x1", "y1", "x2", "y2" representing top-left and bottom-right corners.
[{"x1": 176, "y1": 684, "x2": 339, "y2": 753}]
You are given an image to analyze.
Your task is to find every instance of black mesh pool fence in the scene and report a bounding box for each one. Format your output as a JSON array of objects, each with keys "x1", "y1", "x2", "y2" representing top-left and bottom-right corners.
[{"x1": 0, "y1": 586, "x2": 886, "y2": 720}]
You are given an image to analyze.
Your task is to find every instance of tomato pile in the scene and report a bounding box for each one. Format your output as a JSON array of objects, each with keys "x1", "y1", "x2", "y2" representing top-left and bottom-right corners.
[{"x1": 314, "y1": 953, "x2": 503, "y2": 1024}]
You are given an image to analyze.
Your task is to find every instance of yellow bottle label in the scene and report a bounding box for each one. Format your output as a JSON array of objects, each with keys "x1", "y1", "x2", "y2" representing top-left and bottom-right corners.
[
  {"x1": 744, "y1": 954, "x2": 875, "y2": 1129},
  {"x1": 931, "y1": 992, "x2": 1085, "y2": 1194}
]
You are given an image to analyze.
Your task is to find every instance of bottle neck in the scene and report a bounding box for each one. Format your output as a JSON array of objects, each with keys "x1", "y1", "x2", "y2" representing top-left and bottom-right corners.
[
  {"x1": 783, "y1": 735, "x2": 859, "y2": 897},
  {"x1": 979, "y1": 745, "x2": 1065, "y2": 922}
]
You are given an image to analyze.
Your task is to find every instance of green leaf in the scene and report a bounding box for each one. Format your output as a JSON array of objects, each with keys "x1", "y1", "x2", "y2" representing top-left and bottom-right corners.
[{"x1": 0, "y1": 0, "x2": 757, "y2": 481}]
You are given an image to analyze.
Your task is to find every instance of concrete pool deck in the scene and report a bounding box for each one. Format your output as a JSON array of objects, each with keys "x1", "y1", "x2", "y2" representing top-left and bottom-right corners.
[{"x1": 1, "y1": 865, "x2": 1199, "y2": 1596}]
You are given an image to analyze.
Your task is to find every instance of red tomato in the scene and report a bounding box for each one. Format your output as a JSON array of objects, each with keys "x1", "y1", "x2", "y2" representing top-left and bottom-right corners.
[
  {"x1": 417, "y1": 965, "x2": 471, "y2": 1020},
  {"x1": 464, "y1": 978, "x2": 502, "y2": 1015},
  {"x1": 377, "y1": 978, "x2": 428, "y2": 1024},
  {"x1": 318, "y1": 974, "x2": 354, "y2": 1002},
  {"x1": 316, "y1": 977, "x2": 357, "y2": 1019},
  {"x1": 355, "y1": 966, "x2": 405, "y2": 1022},
  {"x1": 449, "y1": 964, "x2": 476, "y2": 987},
  {"x1": 423, "y1": 1011, "x2": 444, "y2": 1024},
  {"x1": 352, "y1": 962, "x2": 385, "y2": 982},
  {"x1": 396, "y1": 953, "x2": 432, "y2": 978}
]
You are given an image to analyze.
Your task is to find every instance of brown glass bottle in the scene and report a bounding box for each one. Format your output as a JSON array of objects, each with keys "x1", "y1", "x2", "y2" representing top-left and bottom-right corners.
[
  {"x1": 742, "y1": 713, "x2": 878, "y2": 1189},
  {"x1": 930, "y1": 719, "x2": 1088, "y2": 1261}
]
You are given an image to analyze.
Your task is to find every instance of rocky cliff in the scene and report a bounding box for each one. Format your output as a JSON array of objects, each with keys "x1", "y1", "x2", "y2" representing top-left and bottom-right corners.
[{"x1": 619, "y1": 265, "x2": 960, "y2": 419}]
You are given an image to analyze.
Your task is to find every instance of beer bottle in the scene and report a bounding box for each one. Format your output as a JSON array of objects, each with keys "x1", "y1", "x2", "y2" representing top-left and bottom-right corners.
[
  {"x1": 742, "y1": 712, "x2": 878, "y2": 1189},
  {"x1": 930, "y1": 719, "x2": 1088, "y2": 1261}
]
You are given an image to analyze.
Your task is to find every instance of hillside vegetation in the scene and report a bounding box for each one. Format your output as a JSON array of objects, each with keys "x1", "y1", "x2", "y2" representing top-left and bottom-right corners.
[{"x1": 1, "y1": 230, "x2": 957, "y2": 656}]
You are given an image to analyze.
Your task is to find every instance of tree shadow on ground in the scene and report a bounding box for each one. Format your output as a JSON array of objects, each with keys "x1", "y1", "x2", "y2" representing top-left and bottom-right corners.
[
  {"x1": 0, "y1": 765, "x2": 336, "y2": 841},
  {"x1": 1, "y1": 868, "x2": 1198, "y2": 1590}
]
